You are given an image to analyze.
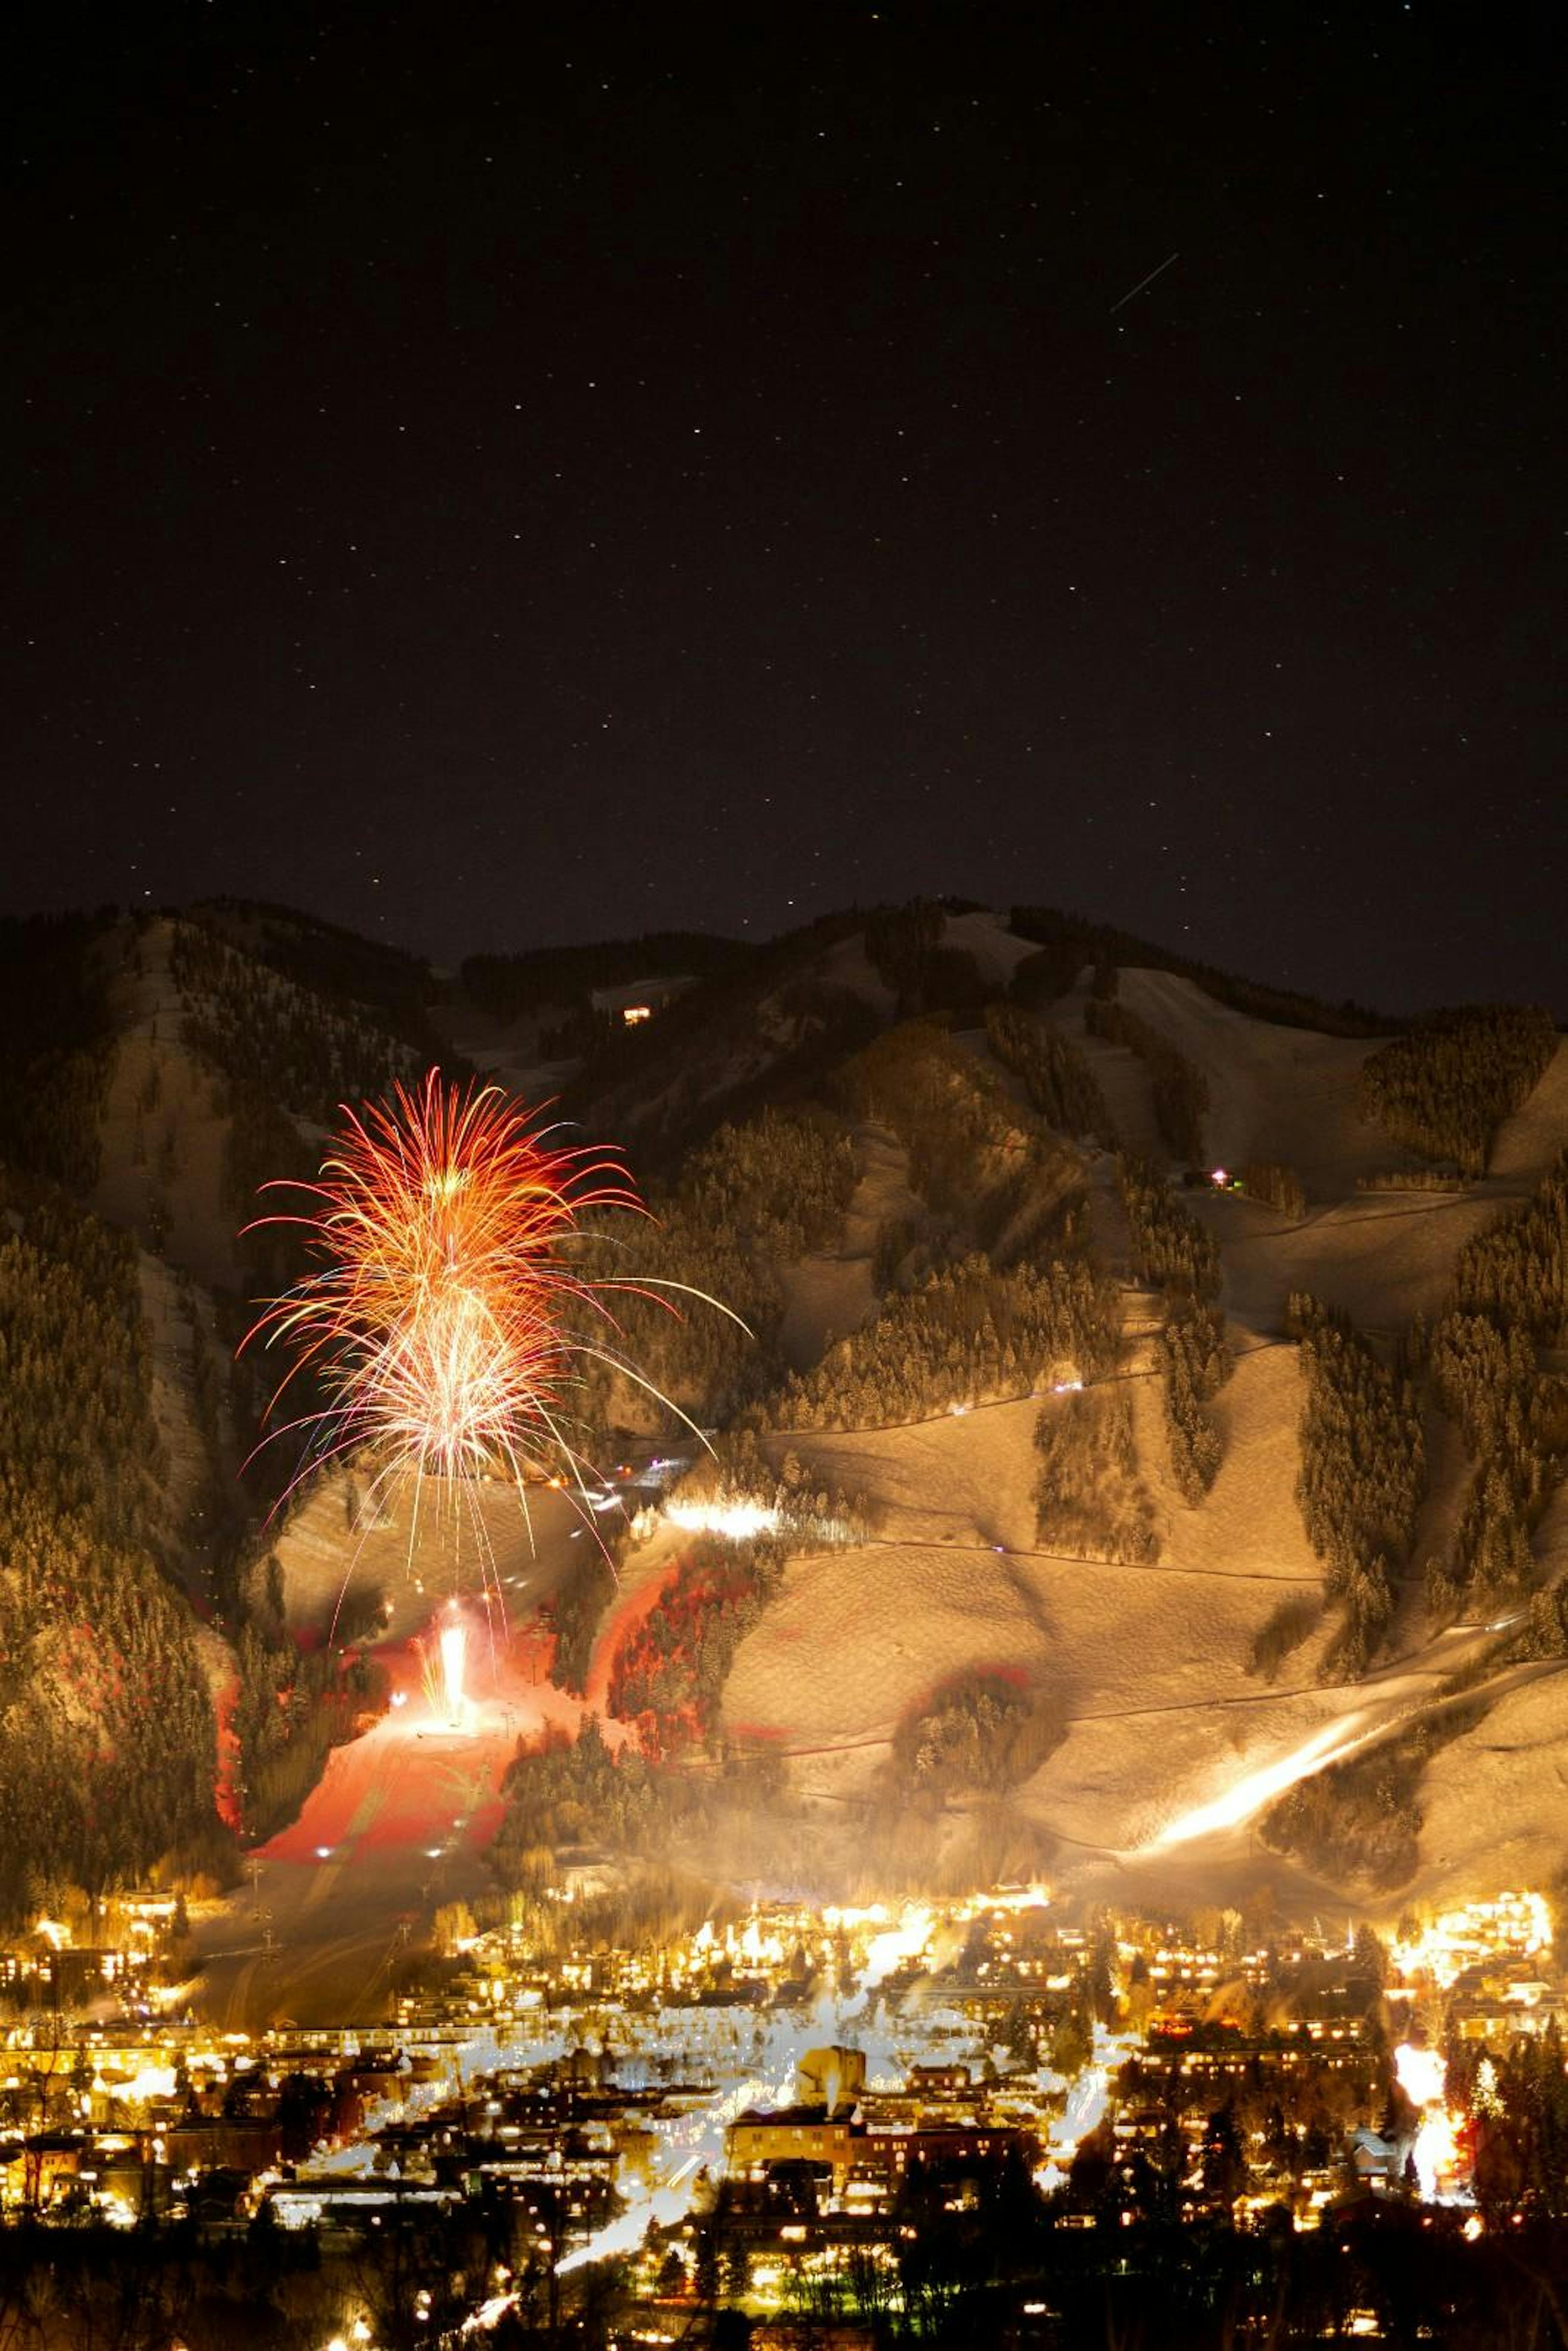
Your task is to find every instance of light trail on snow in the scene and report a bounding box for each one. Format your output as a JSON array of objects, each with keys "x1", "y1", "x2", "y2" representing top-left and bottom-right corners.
[{"x1": 1152, "y1": 1713, "x2": 1369, "y2": 1848}]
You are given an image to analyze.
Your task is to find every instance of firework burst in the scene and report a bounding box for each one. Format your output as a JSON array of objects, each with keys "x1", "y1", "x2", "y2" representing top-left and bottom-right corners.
[{"x1": 241, "y1": 1070, "x2": 731, "y2": 1605}]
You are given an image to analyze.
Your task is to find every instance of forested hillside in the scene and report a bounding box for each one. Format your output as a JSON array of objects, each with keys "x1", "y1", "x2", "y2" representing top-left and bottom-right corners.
[
  {"x1": 1357, "y1": 1005, "x2": 1557, "y2": 1175},
  {"x1": 4, "y1": 893, "x2": 1567, "y2": 1927},
  {"x1": 0, "y1": 1167, "x2": 216, "y2": 1913},
  {"x1": 0, "y1": 908, "x2": 440, "y2": 1922}
]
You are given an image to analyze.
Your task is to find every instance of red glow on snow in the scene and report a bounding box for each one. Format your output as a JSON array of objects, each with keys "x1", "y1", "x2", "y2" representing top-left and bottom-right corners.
[{"x1": 256, "y1": 1610, "x2": 634, "y2": 1867}]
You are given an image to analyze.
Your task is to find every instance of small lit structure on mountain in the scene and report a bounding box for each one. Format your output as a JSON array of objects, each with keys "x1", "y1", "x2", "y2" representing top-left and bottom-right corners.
[{"x1": 589, "y1": 975, "x2": 696, "y2": 1028}]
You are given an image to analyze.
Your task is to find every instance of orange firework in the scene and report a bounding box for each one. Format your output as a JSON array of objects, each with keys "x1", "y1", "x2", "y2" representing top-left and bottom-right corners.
[{"x1": 241, "y1": 1070, "x2": 720, "y2": 1532}]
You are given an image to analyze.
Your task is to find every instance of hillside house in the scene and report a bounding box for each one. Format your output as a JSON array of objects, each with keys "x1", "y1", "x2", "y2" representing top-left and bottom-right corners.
[{"x1": 589, "y1": 975, "x2": 696, "y2": 1026}]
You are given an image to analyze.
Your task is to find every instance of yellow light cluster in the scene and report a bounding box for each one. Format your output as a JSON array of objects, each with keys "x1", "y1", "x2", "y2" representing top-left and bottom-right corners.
[{"x1": 1391, "y1": 1890, "x2": 1552, "y2": 1990}]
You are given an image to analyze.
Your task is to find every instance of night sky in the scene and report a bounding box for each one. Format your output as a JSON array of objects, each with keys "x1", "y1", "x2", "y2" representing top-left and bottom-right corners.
[{"x1": 10, "y1": 3, "x2": 1564, "y2": 1011}]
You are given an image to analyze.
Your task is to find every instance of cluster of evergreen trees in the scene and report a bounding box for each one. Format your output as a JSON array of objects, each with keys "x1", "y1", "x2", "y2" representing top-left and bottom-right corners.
[
  {"x1": 1158, "y1": 1302, "x2": 1234, "y2": 1504},
  {"x1": 984, "y1": 1001, "x2": 1113, "y2": 1142},
  {"x1": 547, "y1": 1434, "x2": 866, "y2": 1743},
  {"x1": 1516, "y1": 1580, "x2": 1568, "y2": 1659},
  {"x1": 1423, "y1": 1153, "x2": 1568, "y2": 1616},
  {"x1": 487, "y1": 1720, "x2": 792, "y2": 1884},
  {"x1": 228, "y1": 1592, "x2": 386, "y2": 1846},
  {"x1": 1286, "y1": 1294, "x2": 1425, "y2": 1676},
  {"x1": 836, "y1": 1020, "x2": 1077, "y2": 1245},
  {"x1": 1448, "y1": 1150, "x2": 1568, "y2": 1340},
  {"x1": 202, "y1": 895, "x2": 435, "y2": 1044},
  {"x1": 0, "y1": 1173, "x2": 218, "y2": 1920},
  {"x1": 1260, "y1": 1709, "x2": 1475, "y2": 1889},
  {"x1": 863, "y1": 899, "x2": 990, "y2": 1016},
  {"x1": 664, "y1": 1104, "x2": 859, "y2": 1264},
  {"x1": 0, "y1": 1177, "x2": 165, "y2": 1542},
  {"x1": 760, "y1": 1251, "x2": 1118, "y2": 1432},
  {"x1": 169, "y1": 917, "x2": 423, "y2": 1298},
  {"x1": 1032, "y1": 1388, "x2": 1158, "y2": 1562},
  {"x1": 608, "y1": 1532, "x2": 790, "y2": 1754},
  {"x1": 1429, "y1": 1316, "x2": 1560, "y2": 1607},
  {"x1": 673, "y1": 1427, "x2": 872, "y2": 1539},
  {"x1": 489, "y1": 1717, "x2": 700, "y2": 1870},
  {"x1": 1086, "y1": 1000, "x2": 1209, "y2": 1161},
  {"x1": 1356, "y1": 1003, "x2": 1557, "y2": 1175},
  {"x1": 580, "y1": 1106, "x2": 860, "y2": 1425},
  {"x1": 1118, "y1": 1158, "x2": 1222, "y2": 1298},
  {"x1": 541, "y1": 1541, "x2": 622, "y2": 1696},
  {"x1": 887, "y1": 1672, "x2": 1066, "y2": 1806},
  {"x1": 1238, "y1": 1160, "x2": 1306, "y2": 1218},
  {"x1": 1116, "y1": 1161, "x2": 1232, "y2": 1499},
  {"x1": 1356, "y1": 1166, "x2": 1472, "y2": 1193},
  {"x1": 1455, "y1": 2030, "x2": 1568, "y2": 2222}
]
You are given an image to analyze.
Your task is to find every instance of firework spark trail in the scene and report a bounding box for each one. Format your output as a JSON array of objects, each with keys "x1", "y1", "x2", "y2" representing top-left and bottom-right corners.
[{"x1": 240, "y1": 1070, "x2": 742, "y2": 1609}]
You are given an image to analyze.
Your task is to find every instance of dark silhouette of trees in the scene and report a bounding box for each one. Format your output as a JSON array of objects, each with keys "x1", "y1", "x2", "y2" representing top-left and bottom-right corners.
[
  {"x1": 197, "y1": 894, "x2": 443, "y2": 1055},
  {"x1": 864, "y1": 901, "x2": 992, "y2": 1015},
  {"x1": 462, "y1": 931, "x2": 750, "y2": 1022},
  {"x1": 1009, "y1": 904, "x2": 1394, "y2": 1036},
  {"x1": 0, "y1": 910, "x2": 117, "y2": 1191},
  {"x1": 1469, "y1": 2024, "x2": 1568, "y2": 2224}
]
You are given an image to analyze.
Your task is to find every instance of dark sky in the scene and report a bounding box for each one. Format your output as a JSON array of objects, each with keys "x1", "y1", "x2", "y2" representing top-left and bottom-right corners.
[{"x1": 9, "y1": 2, "x2": 1564, "y2": 1010}]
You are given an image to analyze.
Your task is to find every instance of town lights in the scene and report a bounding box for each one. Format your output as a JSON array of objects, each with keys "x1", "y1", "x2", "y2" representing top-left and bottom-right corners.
[{"x1": 1395, "y1": 2042, "x2": 1463, "y2": 2202}]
